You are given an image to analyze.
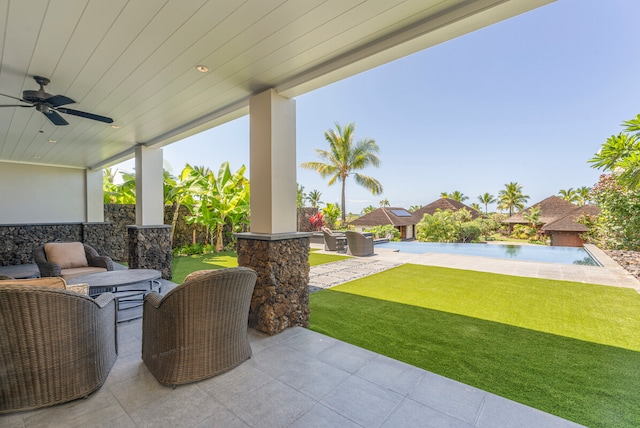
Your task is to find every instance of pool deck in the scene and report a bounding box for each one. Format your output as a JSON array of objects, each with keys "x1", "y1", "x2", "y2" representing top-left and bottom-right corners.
[
  {"x1": 310, "y1": 243, "x2": 640, "y2": 293},
  {"x1": 4, "y1": 244, "x2": 632, "y2": 427}
]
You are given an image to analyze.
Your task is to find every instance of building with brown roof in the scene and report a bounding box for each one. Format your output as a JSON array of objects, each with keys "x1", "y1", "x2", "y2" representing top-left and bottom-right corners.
[
  {"x1": 412, "y1": 198, "x2": 481, "y2": 221},
  {"x1": 350, "y1": 207, "x2": 416, "y2": 239},
  {"x1": 542, "y1": 204, "x2": 600, "y2": 247},
  {"x1": 503, "y1": 196, "x2": 578, "y2": 226}
]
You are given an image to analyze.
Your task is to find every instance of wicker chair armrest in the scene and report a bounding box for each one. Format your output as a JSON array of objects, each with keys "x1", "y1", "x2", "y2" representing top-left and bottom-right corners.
[
  {"x1": 35, "y1": 260, "x2": 62, "y2": 277},
  {"x1": 94, "y1": 292, "x2": 117, "y2": 308},
  {"x1": 90, "y1": 255, "x2": 115, "y2": 271},
  {"x1": 144, "y1": 291, "x2": 163, "y2": 309}
]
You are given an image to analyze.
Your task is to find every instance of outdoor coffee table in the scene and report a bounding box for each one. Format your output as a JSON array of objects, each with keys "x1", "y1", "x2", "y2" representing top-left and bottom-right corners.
[
  {"x1": 68, "y1": 269, "x2": 161, "y2": 322},
  {"x1": 0, "y1": 263, "x2": 40, "y2": 279}
]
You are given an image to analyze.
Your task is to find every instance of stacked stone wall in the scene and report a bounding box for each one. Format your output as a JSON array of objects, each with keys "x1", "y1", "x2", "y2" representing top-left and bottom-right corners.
[
  {"x1": 3, "y1": 204, "x2": 312, "y2": 265},
  {"x1": 0, "y1": 224, "x2": 83, "y2": 265}
]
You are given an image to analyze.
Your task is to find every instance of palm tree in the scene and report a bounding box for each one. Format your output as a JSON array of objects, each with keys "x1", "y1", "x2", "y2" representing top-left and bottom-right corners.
[
  {"x1": 497, "y1": 182, "x2": 529, "y2": 216},
  {"x1": 576, "y1": 186, "x2": 591, "y2": 206},
  {"x1": 523, "y1": 206, "x2": 541, "y2": 228},
  {"x1": 470, "y1": 203, "x2": 482, "y2": 213},
  {"x1": 441, "y1": 191, "x2": 467, "y2": 202},
  {"x1": 588, "y1": 114, "x2": 640, "y2": 188},
  {"x1": 306, "y1": 189, "x2": 323, "y2": 209},
  {"x1": 379, "y1": 198, "x2": 390, "y2": 207},
  {"x1": 362, "y1": 205, "x2": 376, "y2": 214},
  {"x1": 409, "y1": 205, "x2": 422, "y2": 212},
  {"x1": 296, "y1": 184, "x2": 306, "y2": 209},
  {"x1": 477, "y1": 192, "x2": 496, "y2": 215},
  {"x1": 300, "y1": 122, "x2": 383, "y2": 222},
  {"x1": 558, "y1": 188, "x2": 579, "y2": 204}
]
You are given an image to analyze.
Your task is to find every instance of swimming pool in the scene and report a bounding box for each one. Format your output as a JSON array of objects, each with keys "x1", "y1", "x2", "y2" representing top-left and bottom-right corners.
[{"x1": 374, "y1": 241, "x2": 599, "y2": 266}]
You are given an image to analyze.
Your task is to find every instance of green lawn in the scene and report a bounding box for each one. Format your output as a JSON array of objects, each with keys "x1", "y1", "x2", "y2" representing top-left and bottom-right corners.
[
  {"x1": 171, "y1": 249, "x2": 349, "y2": 284},
  {"x1": 309, "y1": 264, "x2": 640, "y2": 428}
]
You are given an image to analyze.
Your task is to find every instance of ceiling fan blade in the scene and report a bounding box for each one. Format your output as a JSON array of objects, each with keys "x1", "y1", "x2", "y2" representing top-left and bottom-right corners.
[
  {"x1": 45, "y1": 94, "x2": 75, "y2": 107},
  {"x1": 0, "y1": 93, "x2": 30, "y2": 103},
  {"x1": 57, "y1": 107, "x2": 113, "y2": 124},
  {"x1": 42, "y1": 110, "x2": 69, "y2": 126},
  {"x1": 0, "y1": 104, "x2": 34, "y2": 107}
]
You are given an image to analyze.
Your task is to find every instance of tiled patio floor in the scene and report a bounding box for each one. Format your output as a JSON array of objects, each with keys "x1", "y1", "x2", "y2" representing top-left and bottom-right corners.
[
  {"x1": 1, "y1": 319, "x2": 583, "y2": 428},
  {"x1": 4, "y1": 244, "x2": 625, "y2": 427}
]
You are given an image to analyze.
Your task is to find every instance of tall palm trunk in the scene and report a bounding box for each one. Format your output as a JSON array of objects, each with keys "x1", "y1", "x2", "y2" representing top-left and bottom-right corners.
[{"x1": 341, "y1": 178, "x2": 346, "y2": 222}]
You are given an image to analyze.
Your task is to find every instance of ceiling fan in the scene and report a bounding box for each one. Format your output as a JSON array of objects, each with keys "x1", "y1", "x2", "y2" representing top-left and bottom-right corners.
[{"x1": 0, "y1": 76, "x2": 113, "y2": 126}]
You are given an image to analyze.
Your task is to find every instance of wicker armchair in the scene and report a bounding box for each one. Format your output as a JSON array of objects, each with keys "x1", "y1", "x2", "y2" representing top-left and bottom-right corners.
[
  {"x1": 345, "y1": 231, "x2": 375, "y2": 256},
  {"x1": 0, "y1": 285, "x2": 118, "y2": 414},
  {"x1": 34, "y1": 242, "x2": 115, "y2": 280},
  {"x1": 142, "y1": 267, "x2": 257, "y2": 387},
  {"x1": 322, "y1": 228, "x2": 346, "y2": 251}
]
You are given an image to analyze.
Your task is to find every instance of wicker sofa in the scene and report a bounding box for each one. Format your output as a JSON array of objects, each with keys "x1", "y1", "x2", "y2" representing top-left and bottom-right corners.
[
  {"x1": 345, "y1": 230, "x2": 375, "y2": 256},
  {"x1": 33, "y1": 242, "x2": 115, "y2": 280},
  {"x1": 0, "y1": 283, "x2": 118, "y2": 414},
  {"x1": 142, "y1": 267, "x2": 257, "y2": 387}
]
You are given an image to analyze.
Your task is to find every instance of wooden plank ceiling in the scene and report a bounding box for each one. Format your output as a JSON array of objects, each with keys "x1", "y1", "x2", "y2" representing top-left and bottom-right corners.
[{"x1": 0, "y1": 0, "x2": 552, "y2": 170}]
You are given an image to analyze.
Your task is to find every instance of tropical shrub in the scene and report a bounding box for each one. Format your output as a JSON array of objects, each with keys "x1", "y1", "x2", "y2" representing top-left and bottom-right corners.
[
  {"x1": 588, "y1": 174, "x2": 640, "y2": 250},
  {"x1": 510, "y1": 224, "x2": 537, "y2": 240},
  {"x1": 182, "y1": 162, "x2": 250, "y2": 252},
  {"x1": 458, "y1": 222, "x2": 482, "y2": 243},
  {"x1": 309, "y1": 212, "x2": 325, "y2": 231},
  {"x1": 416, "y1": 210, "x2": 458, "y2": 242},
  {"x1": 369, "y1": 225, "x2": 401, "y2": 241},
  {"x1": 322, "y1": 203, "x2": 341, "y2": 230},
  {"x1": 416, "y1": 209, "x2": 480, "y2": 243},
  {"x1": 172, "y1": 243, "x2": 214, "y2": 256}
]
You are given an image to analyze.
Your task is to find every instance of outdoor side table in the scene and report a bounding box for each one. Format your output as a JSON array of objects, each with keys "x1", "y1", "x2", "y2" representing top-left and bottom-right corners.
[{"x1": 335, "y1": 236, "x2": 347, "y2": 253}]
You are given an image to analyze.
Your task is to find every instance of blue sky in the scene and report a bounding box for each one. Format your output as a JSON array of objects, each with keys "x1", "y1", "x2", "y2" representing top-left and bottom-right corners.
[{"x1": 116, "y1": 0, "x2": 640, "y2": 215}]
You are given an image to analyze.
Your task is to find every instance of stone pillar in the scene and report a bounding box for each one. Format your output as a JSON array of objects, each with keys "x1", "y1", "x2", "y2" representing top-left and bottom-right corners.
[
  {"x1": 128, "y1": 225, "x2": 172, "y2": 279},
  {"x1": 242, "y1": 89, "x2": 307, "y2": 335},
  {"x1": 237, "y1": 232, "x2": 312, "y2": 335}
]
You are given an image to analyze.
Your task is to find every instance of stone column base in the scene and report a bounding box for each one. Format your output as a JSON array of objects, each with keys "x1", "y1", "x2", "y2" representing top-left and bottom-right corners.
[
  {"x1": 127, "y1": 225, "x2": 172, "y2": 279},
  {"x1": 236, "y1": 232, "x2": 312, "y2": 335}
]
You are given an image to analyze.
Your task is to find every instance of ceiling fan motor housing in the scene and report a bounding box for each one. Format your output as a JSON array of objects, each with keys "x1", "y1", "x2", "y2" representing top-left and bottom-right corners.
[
  {"x1": 23, "y1": 89, "x2": 51, "y2": 103},
  {"x1": 22, "y1": 76, "x2": 52, "y2": 102}
]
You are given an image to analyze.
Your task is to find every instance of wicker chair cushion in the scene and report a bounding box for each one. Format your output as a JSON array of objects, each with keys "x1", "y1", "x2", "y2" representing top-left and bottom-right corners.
[
  {"x1": 0, "y1": 276, "x2": 66, "y2": 288},
  {"x1": 44, "y1": 242, "x2": 89, "y2": 269}
]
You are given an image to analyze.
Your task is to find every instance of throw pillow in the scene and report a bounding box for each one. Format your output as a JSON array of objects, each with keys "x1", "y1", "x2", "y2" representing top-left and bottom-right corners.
[{"x1": 44, "y1": 242, "x2": 89, "y2": 269}]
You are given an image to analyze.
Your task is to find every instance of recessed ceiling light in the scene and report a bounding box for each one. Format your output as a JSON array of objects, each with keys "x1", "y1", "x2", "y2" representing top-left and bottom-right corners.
[
  {"x1": 196, "y1": 65, "x2": 209, "y2": 73},
  {"x1": 48, "y1": 139, "x2": 56, "y2": 143},
  {"x1": 111, "y1": 124, "x2": 120, "y2": 129}
]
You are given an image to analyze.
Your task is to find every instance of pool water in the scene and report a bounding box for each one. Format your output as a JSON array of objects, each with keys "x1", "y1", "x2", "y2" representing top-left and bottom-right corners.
[{"x1": 374, "y1": 241, "x2": 599, "y2": 266}]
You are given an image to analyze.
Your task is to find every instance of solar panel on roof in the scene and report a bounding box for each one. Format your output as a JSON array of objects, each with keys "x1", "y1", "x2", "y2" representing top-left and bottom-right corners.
[{"x1": 390, "y1": 209, "x2": 412, "y2": 217}]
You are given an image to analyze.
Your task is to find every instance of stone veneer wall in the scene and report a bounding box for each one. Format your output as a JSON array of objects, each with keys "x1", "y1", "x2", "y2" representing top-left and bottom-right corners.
[
  {"x1": 297, "y1": 207, "x2": 318, "y2": 232},
  {"x1": 237, "y1": 233, "x2": 311, "y2": 335},
  {"x1": 105, "y1": 204, "x2": 208, "y2": 260},
  {"x1": 127, "y1": 225, "x2": 172, "y2": 279},
  {"x1": 1, "y1": 224, "x2": 83, "y2": 265},
  {"x1": 2, "y1": 205, "x2": 314, "y2": 266}
]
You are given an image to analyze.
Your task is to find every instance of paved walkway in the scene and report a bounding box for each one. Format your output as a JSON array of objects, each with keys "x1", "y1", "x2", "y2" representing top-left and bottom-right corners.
[{"x1": 309, "y1": 243, "x2": 640, "y2": 292}]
